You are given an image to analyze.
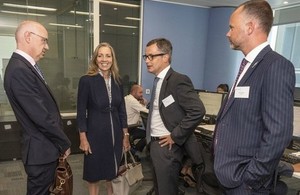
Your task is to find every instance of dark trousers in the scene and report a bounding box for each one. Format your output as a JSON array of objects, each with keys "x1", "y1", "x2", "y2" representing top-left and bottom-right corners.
[
  {"x1": 150, "y1": 140, "x2": 183, "y2": 195},
  {"x1": 24, "y1": 160, "x2": 57, "y2": 195}
]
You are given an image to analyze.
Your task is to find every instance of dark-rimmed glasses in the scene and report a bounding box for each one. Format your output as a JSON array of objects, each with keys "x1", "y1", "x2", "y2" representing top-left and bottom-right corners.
[
  {"x1": 142, "y1": 53, "x2": 165, "y2": 61},
  {"x1": 30, "y1": 32, "x2": 48, "y2": 44}
]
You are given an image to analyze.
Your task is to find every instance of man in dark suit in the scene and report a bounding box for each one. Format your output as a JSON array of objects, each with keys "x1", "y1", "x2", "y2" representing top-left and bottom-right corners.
[
  {"x1": 144, "y1": 38, "x2": 206, "y2": 194},
  {"x1": 213, "y1": 1, "x2": 295, "y2": 194},
  {"x1": 4, "y1": 20, "x2": 71, "y2": 195}
]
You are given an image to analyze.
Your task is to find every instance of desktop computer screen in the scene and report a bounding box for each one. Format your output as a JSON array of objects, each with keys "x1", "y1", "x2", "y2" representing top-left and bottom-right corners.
[
  {"x1": 287, "y1": 104, "x2": 300, "y2": 150},
  {"x1": 198, "y1": 91, "x2": 225, "y2": 117},
  {"x1": 293, "y1": 104, "x2": 300, "y2": 138}
]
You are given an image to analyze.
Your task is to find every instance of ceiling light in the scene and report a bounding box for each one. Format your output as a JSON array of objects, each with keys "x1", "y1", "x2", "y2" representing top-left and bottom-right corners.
[
  {"x1": 104, "y1": 23, "x2": 137, "y2": 29},
  {"x1": 70, "y1": 11, "x2": 90, "y2": 15},
  {"x1": 0, "y1": 24, "x2": 17, "y2": 28},
  {"x1": 98, "y1": 0, "x2": 140, "y2": 8},
  {"x1": 0, "y1": 10, "x2": 46, "y2": 16},
  {"x1": 3, "y1": 3, "x2": 56, "y2": 11},
  {"x1": 49, "y1": 23, "x2": 83, "y2": 28},
  {"x1": 283, "y1": 1, "x2": 289, "y2": 4},
  {"x1": 125, "y1": 17, "x2": 140, "y2": 21}
]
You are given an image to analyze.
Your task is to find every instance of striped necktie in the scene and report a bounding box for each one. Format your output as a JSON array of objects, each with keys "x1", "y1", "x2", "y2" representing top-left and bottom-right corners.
[{"x1": 34, "y1": 64, "x2": 45, "y2": 81}]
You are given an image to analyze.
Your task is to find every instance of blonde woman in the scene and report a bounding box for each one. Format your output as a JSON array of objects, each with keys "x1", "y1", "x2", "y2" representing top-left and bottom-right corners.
[{"x1": 77, "y1": 42, "x2": 130, "y2": 195}]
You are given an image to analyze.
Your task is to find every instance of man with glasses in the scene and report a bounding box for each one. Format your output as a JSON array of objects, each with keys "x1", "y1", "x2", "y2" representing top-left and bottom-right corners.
[
  {"x1": 144, "y1": 38, "x2": 206, "y2": 194},
  {"x1": 4, "y1": 20, "x2": 71, "y2": 195}
]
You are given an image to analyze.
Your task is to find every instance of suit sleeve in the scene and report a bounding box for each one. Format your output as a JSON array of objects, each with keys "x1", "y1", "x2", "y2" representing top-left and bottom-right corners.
[
  {"x1": 243, "y1": 57, "x2": 295, "y2": 189},
  {"x1": 117, "y1": 83, "x2": 128, "y2": 129},
  {"x1": 10, "y1": 67, "x2": 70, "y2": 153},
  {"x1": 170, "y1": 75, "x2": 206, "y2": 145},
  {"x1": 76, "y1": 76, "x2": 89, "y2": 132}
]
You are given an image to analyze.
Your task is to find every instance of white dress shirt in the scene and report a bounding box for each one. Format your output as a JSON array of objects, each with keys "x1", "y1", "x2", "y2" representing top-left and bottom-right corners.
[
  {"x1": 151, "y1": 65, "x2": 171, "y2": 137},
  {"x1": 124, "y1": 94, "x2": 148, "y2": 125},
  {"x1": 229, "y1": 42, "x2": 269, "y2": 96}
]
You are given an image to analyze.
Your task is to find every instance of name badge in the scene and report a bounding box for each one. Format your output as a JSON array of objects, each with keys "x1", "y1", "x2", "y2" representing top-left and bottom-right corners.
[
  {"x1": 234, "y1": 86, "x2": 250, "y2": 98},
  {"x1": 162, "y1": 95, "x2": 175, "y2": 107}
]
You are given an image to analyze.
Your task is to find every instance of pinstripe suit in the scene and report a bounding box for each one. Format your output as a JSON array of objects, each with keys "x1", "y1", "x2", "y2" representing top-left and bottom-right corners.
[{"x1": 213, "y1": 45, "x2": 295, "y2": 193}]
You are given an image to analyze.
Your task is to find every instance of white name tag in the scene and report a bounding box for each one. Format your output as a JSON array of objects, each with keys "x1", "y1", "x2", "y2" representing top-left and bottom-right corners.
[
  {"x1": 162, "y1": 95, "x2": 175, "y2": 107},
  {"x1": 234, "y1": 86, "x2": 250, "y2": 98}
]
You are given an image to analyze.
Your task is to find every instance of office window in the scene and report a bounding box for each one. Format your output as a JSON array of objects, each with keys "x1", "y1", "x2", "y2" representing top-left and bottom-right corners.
[
  {"x1": 273, "y1": 23, "x2": 300, "y2": 88},
  {"x1": 98, "y1": 0, "x2": 141, "y2": 95},
  {"x1": 273, "y1": 6, "x2": 300, "y2": 100},
  {"x1": 0, "y1": 0, "x2": 91, "y2": 117},
  {"x1": 272, "y1": 5, "x2": 300, "y2": 101}
]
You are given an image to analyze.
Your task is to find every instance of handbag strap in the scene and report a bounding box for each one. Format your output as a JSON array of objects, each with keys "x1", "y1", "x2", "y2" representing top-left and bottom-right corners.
[{"x1": 122, "y1": 150, "x2": 137, "y2": 168}]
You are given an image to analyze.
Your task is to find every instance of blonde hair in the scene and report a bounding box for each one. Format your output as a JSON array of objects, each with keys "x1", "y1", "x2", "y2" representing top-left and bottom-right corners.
[{"x1": 87, "y1": 42, "x2": 121, "y2": 84}]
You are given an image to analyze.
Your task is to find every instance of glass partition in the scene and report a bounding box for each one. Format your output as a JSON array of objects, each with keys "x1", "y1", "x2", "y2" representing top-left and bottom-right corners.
[
  {"x1": 273, "y1": 6, "x2": 300, "y2": 100},
  {"x1": 0, "y1": 0, "x2": 91, "y2": 117},
  {"x1": 98, "y1": 0, "x2": 141, "y2": 95}
]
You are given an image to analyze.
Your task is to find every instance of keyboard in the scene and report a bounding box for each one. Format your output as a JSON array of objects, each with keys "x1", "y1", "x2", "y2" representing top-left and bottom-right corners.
[{"x1": 281, "y1": 153, "x2": 300, "y2": 164}]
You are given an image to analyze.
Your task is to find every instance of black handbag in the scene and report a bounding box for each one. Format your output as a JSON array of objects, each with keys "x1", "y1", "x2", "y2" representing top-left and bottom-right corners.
[{"x1": 49, "y1": 157, "x2": 73, "y2": 195}]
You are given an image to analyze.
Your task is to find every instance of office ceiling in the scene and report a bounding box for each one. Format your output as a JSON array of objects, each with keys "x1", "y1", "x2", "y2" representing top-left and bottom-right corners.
[{"x1": 152, "y1": 0, "x2": 300, "y2": 9}]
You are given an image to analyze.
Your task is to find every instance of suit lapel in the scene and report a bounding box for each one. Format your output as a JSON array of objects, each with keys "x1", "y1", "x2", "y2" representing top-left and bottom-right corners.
[
  {"x1": 13, "y1": 53, "x2": 59, "y2": 109},
  {"x1": 219, "y1": 46, "x2": 272, "y2": 119},
  {"x1": 159, "y1": 68, "x2": 173, "y2": 107}
]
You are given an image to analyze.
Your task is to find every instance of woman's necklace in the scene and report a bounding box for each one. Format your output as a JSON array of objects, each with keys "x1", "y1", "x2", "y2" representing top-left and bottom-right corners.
[{"x1": 99, "y1": 70, "x2": 112, "y2": 104}]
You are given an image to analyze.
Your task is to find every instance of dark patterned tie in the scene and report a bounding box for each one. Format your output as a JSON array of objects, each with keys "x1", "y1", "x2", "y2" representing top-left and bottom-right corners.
[
  {"x1": 146, "y1": 77, "x2": 159, "y2": 143},
  {"x1": 232, "y1": 58, "x2": 248, "y2": 90},
  {"x1": 34, "y1": 64, "x2": 45, "y2": 81},
  {"x1": 214, "y1": 58, "x2": 248, "y2": 150}
]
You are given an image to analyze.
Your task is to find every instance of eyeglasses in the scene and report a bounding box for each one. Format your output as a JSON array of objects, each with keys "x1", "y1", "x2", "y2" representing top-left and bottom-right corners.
[
  {"x1": 30, "y1": 32, "x2": 48, "y2": 45},
  {"x1": 142, "y1": 53, "x2": 165, "y2": 61}
]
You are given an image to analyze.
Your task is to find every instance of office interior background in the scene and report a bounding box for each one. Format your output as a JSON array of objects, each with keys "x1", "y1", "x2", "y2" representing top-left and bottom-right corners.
[{"x1": 0, "y1": 0, "x2": 300, "y2": 158}]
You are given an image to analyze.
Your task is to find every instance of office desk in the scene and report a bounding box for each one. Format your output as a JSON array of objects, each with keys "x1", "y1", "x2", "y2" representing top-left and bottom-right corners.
[
  {"x1": 195, "y1": 124, "x2": 215, "y2": 136},
  {"x1": 195, "y1": 124, "x2": 300, "y2": 180},
  {"x1": 293, "y1": 172, "x2": 300, "y2": 179}
]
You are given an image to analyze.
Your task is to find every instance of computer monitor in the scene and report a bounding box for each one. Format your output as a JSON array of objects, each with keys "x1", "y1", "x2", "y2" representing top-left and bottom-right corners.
[
  {"x1": 198, "y1": 91, "x2": 225, "y2": 117},
  {"x1": 293, "y1": 104, "x2": 300, "y2": 138}
]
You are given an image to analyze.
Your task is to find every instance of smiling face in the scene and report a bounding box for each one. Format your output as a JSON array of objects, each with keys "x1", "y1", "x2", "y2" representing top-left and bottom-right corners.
[{"x1": 96, "y1": 46, "x2": 113, "y2": 75}]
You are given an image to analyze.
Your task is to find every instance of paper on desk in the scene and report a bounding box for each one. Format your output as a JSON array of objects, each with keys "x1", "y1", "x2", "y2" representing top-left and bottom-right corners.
[{"x1": 290, "y1": 151, "x2": 300, "y2": 157}]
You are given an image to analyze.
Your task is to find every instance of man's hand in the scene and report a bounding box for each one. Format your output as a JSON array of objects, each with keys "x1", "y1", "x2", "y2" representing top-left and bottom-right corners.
[
  {"x1": 158, "y1": 135, "x2": 175, "y2": 150},
  {"x1": 293, "y1": 163, "x2": 300, "y2": 172}
]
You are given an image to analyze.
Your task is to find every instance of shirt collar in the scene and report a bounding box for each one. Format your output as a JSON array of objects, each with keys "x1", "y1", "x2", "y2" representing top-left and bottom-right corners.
[
  {"x1": 15, "y1": 49, "x2": 36, "y2": 66},
  {"x1": 245, "y1": 42, "x2": 269, "y2": 63},
  {"x1": 156, "y1": 65, "x2": 171, "y2": 80}
]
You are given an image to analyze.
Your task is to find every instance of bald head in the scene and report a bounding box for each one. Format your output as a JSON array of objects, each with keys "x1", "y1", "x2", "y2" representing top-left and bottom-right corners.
[
  {"x1": 130, "y1": 84, "x2": 144, "y2": 101},
  {"x1": 15, "y1": 20, "x2": 49, "y2": 62}
]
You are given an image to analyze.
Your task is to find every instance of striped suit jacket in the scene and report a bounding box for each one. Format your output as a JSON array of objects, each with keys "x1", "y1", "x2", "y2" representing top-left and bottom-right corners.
[{"x1": 213, "y1": 45, "x2": 295, "y2": 190}]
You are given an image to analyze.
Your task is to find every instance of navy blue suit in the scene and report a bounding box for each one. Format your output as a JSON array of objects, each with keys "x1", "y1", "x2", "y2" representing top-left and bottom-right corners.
[
  {"x1": 4, "y1": 52, "x2": 71, "y2": 195},
  {"x1": 213, "y1": 46, "x2": 295, "y2": 193}
]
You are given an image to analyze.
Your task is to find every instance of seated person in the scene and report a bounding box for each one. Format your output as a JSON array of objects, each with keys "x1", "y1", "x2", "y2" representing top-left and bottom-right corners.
[
  {"x1": 278, "y1": 161, "x2": 300, "y2": 176},
  {"x1": 273, "y1": 161, "x2": 300, "y2": 195},
  {"x1": 216, "y1": 83, "x2": 229, "y2": 93},
  {"x1": 124, "y1": 84, "x2": 149, "y2": 153}
]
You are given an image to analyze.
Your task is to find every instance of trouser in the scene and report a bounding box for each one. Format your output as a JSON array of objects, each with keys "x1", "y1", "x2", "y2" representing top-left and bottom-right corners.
[{"x1": 24, "y1": 160, "x2": 57, "y2": 195}]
